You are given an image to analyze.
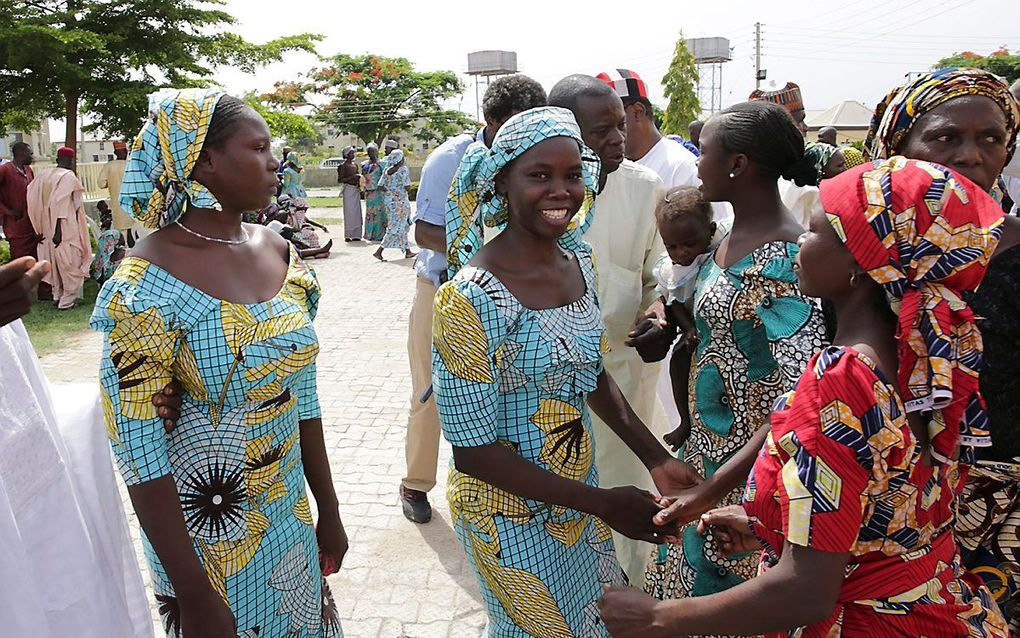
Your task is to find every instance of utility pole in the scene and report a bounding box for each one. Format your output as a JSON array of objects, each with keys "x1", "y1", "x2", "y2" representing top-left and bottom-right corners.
[{"x1": 754, "y1": 22, "x2": 762, "y2": 89}]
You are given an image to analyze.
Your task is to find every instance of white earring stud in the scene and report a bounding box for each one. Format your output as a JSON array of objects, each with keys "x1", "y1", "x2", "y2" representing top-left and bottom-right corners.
[{"x1": 729, "y1": 172, "x2": 735, "y2": 178}]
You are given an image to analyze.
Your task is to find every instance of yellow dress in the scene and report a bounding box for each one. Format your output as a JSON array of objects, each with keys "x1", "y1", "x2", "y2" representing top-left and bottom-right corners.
[
  {"x1": 90, "y1": 247, "x2": 343, "y2": 638},
  {"x1": 433, "y1": 247, "x2": 625, "y2": 637}
]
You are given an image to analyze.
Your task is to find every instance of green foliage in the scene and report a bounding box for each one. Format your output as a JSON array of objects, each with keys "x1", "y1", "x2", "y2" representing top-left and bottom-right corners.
[
  {"x1": 661, "y1": 33, "x2": 701, "y2": 136},
  {"x1": 22, "y1": 279, "x2": 100, "y2": 355},
  {"x1": 935, "y1": 48, "x2": 1020, "y2": 84},
  {"x1": 245, "y1": 95, "x2": 319, "y2": 150},
  {"x1": 262, "y1": 54, "x2": 472, "y2": 146},
  {"x1": 0, "y1": 1, "x2": 320, "y2": 144},
  {"x1": 411, "y1": 111, "x2": 479, "y2": 146},
  {"x1": 651, "y1": 104, "x2": 665, "y2": 130}
]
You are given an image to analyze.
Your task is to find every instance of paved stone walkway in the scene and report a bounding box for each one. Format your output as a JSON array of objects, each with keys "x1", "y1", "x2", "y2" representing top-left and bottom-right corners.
[{"x1": 38, "y1": 218, "x2": 487, "y2": 637}]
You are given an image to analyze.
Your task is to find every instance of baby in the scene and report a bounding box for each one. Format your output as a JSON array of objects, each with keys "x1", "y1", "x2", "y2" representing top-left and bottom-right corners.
[{"x1": 649, "y1": 186, "x2": 726, "y2": 451}]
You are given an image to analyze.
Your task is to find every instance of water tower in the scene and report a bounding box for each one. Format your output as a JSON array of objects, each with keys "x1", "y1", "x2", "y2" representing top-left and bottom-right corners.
[
  {"x1": 685, "y1": 37, "x2": 732, "y2": 115},
  {"x1": 467, "y1": 51, "x2": 518, "y2": 120}
]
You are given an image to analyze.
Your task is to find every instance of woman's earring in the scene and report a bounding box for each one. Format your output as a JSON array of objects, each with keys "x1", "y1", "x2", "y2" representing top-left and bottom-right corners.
[{"x1": 729, "y1": 172, "x2": 735, "y2": 178}]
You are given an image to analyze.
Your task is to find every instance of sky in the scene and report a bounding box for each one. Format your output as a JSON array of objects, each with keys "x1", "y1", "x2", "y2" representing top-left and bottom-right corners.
[{"x1": 54, "y1": 0, "x2": 1019, "y2": 140}]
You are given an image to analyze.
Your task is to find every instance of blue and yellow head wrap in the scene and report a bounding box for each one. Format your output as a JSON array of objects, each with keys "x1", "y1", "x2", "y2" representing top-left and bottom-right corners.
[
  {"x1": 444, "y1": 106, "x2": 601, "y2": 280},
  {"x1": 120, "y1": 88, "x2": 226, "y2": 229}
]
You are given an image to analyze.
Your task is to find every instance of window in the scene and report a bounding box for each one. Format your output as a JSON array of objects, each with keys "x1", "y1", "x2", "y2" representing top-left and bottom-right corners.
[
  {"x1": 93, "y1": 155, "x2": 99, "y2": 162},
  {"x1": 108, "y1": 154, "x2": 114, "y2": 161},
  {"x1": 99, "y1": 142, "x2": 105, "y2": 150}
]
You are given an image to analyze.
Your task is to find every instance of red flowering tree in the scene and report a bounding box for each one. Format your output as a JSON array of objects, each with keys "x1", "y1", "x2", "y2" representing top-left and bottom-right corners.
[
  {"x1": 262, "y1": 53, "x2": 475, "y2": 146},
  {"x1": 935, "y1": 48, "x2": 1020, "y2": 83}
]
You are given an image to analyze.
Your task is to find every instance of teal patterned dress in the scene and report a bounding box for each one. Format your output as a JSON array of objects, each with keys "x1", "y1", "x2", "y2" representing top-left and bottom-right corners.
[
  {"x1": 90, "y1": 247, "x2": 343, "y2": 638},
  {"x1": 378, "y1": 165, "x2": 412, "y2": 250},
  {"x1": 432, "y1": 248, "x2": 626, "y2": 637},
  {"x1": 92, "y1": 228, "x2": 121, "y2": 284},
  {"x1": 361, "y1": 160, "x2": 386, "y2": 241},
  {"x1": 644, "y1": 240, "x2": 826, "y2": 630}
]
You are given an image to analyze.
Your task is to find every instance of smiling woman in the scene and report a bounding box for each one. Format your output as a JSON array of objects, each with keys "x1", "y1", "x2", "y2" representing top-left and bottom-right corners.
[
  {"x1": 433, "y1": 106, "x2": 702, "y2": 636},
  {"x1": 90, "y1": 89, "x2": 347, "y2": 638}
]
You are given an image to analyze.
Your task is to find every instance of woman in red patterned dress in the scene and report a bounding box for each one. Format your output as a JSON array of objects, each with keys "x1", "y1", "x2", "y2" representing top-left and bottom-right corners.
[{"x1": 600, "y1": 157, "x2": 1009, "y2": 637}]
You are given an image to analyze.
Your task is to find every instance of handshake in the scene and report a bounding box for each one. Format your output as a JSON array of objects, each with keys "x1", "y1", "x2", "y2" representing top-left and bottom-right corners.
[{"x1": 596, "y1": 458, "x2": 721, "y2": 545}]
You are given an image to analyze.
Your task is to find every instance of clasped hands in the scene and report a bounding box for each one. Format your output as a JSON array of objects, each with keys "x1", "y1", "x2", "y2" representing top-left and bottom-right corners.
[
  {"x1": 605, "y1": 457, "x2": 728, "y2": 546},
  {"x1": 599, "y1": 469, "x2": 763, "y2": 638}
]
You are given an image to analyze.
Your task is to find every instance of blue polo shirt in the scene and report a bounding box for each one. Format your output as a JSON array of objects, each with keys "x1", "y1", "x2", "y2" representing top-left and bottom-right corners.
[{"x1": 413, "y1": 129, "x2": 485, "y2": 286}]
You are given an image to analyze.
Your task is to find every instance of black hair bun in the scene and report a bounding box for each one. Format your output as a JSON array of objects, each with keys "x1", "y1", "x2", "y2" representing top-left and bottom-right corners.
[{"x1": 782, "y1": 154, "x2": 821, "y2": 187}]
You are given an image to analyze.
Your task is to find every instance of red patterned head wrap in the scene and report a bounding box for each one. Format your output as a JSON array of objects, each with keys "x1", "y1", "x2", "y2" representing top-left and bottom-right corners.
[{"x1": 819, "y1": 156, "x2": 1004, "y2": 463}]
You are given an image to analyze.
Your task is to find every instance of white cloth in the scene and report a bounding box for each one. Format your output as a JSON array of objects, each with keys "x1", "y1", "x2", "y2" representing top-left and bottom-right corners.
[
  {"x1": 1003, "y1": 153, "x2": 1020, "y2": 215},
  {"x1": 0, "y1": 320, "x2": 152, "y2": 638},
  {"x1": 779, "y1": 179, "x2": 819, "y2": 228},
  {"x1": 583, "y1": 160, "x2": 668, "y2": 584},
  {"x1": 1004, "y1": 176, "x2": 1020, "y2": 216},
  {"x1": 634, "y1": 137, "x2": 698, "y2": 189},
  {"x1": 653, "y1": 221, "x2": 729, "y2": 305}
]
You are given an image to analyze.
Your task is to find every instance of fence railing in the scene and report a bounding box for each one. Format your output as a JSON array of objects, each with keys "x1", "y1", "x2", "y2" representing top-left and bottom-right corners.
[
  {"x1": 77, "y1": 162, "x2": 108, "y2": 200},
  {"x1": 28, "y1": 161, "x2": 109, "y2": 202}
]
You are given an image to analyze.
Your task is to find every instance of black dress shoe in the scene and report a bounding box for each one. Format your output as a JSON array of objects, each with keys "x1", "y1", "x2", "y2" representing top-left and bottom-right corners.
[{"x1": 400, "y1": 486, "x2": 433, "y2": 524}]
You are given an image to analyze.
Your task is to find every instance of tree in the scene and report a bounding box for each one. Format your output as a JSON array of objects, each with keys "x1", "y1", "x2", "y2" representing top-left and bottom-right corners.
[
  {"x1": 244, "y1": 94, "x2": 319, "y2": 150},
  {"x1": 935, "y1": 48, "x2": 1020, "y2": 84},
  {"x1": 410, "y1": 109, "x2": 479, "y2": 146},
  {"x1": 0, "y1": 1, "x2": 320, "y2": 155},
  {"x1": 661, "y1": 33, "x2": 701, "y2": 137},
  {"x1": 262, "y1": 54, "x2": 473, "y2": 147}
]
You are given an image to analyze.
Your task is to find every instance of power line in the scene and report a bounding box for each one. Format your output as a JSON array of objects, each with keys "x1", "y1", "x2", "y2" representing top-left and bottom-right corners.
[
  {"x1": 817, "y1": 0, "x2": 929, "y2": 35},
  {"x1": 765, "y1": 23, "x2": 1014, "y2": 41},
  {"x1": 318, "y1": 111, "x2": 475, "y2": 126},
  {"x1": 767, "y1": 0, "x2": 982, "y2": 60},
  {"x1": 774, "y1": 0, "x2": 884, "y2": 30}
]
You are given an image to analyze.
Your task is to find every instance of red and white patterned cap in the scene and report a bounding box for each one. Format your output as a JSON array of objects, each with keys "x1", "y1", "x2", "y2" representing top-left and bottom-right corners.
[{"x1": 596, "y1": 69, "x2": 649, "y2": 100}]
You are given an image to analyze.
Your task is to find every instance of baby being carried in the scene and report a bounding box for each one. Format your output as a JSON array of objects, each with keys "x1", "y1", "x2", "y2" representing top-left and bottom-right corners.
[{"x1": 650, "y1": 186, "x2": 727, "y2": 451}]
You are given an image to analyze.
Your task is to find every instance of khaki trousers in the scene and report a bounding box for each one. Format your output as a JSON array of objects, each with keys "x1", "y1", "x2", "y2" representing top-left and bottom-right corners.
[{"x1": 402, "y1": 277, "x2": 441, "y2": 493}]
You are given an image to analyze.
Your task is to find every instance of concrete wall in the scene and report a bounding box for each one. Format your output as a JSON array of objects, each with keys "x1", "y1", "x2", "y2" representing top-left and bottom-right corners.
[{"x1": 303, "y1": 166, "x2": 423, "y2": 188}]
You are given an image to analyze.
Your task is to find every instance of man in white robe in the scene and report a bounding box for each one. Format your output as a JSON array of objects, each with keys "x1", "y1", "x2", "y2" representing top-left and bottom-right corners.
[{"x1": 550, "y1": 75, "x2": 669, "y2": 584}]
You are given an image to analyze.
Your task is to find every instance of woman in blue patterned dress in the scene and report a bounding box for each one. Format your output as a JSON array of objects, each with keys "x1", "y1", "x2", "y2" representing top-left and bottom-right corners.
[
  {"x1": 433, "y1": 106, "x2": 701, "y2": 637},
  {"x1": 361, "y1": 143, "x2": 387, "y2": 241},
  {"x1": 372, "y1": 150, "x2": 415, "y2": 261},
  {"x1": 642, "y1": 102, "x2": 828, "y2": 627},
  {"x1": 281, "y1": 151, "x2": 307, "y2": 200},
  {"x1": 91, "y1": 89, "x2": 347, "y2": 638}
]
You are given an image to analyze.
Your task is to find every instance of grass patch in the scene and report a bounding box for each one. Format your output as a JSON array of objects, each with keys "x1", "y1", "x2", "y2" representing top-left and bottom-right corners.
[
  {"x1": 310, "y1": 217, "x2": 342, "y2": 226},
  {"x1": 308, "y1": 196, "x2": 344, "y2": 208},
  {"x1": 3, "y1": 241, "x2": 98, "y2": 354},
  {"x1": 21, "y1": 279, "x2": 100, "y2": 355}
]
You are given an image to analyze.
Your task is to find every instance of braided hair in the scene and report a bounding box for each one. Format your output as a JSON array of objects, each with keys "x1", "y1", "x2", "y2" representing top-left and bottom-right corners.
[
  {"x1": 203, "y1": 95, "x2": 254, "y2": 151},
  {"x1": 712, "y1": 101, "x2": 817, "y2": 185}
]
